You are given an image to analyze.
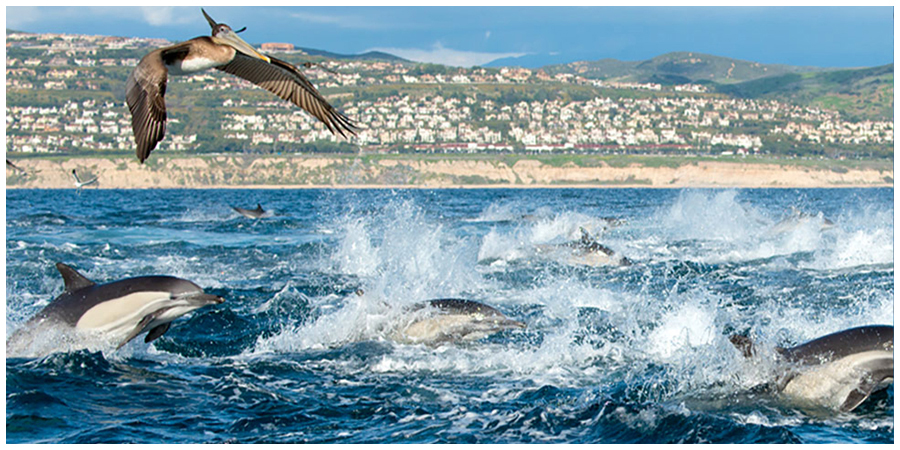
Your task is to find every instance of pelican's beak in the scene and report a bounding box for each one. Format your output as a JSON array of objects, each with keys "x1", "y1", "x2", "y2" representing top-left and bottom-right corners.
[{"x1": 214, "y1": 29, "x2": 271, "y2": 64}]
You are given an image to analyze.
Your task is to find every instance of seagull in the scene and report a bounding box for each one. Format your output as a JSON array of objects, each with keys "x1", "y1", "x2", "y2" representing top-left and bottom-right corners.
[
  {"x1": 6, "y1": 159, "x2": 26, "y2": 174},
  {"x1": 71, "y1": 169, "x2": 98, "y2": 188},
  {"x1": 126, "y1": 8, "x2": 357, "y2": 163}
]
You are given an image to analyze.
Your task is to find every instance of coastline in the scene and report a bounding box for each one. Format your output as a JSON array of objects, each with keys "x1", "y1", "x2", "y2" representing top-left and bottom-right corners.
[{"x1": 5, "y1": 155, "x2": 894, "y2": 189}]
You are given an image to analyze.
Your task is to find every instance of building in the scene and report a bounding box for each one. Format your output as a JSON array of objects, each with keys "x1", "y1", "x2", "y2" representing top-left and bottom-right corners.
[{"x1": 260, "y1": 42, "x2": 295, "y2": 52}]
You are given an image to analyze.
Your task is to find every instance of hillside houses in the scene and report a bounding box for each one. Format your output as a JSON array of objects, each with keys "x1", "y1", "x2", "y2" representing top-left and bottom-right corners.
[{"x1": 5, "y1": 31, "x2": 894, "y2": 158}]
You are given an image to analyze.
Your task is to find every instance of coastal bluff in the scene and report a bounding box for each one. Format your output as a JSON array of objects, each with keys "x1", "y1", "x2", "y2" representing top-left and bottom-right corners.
[{"x1": 5, "y1": 155, "x2": 893, "y2": 189}]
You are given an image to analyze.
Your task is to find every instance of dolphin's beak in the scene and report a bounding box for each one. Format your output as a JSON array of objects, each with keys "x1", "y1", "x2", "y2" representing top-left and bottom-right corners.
[
  {"x1": 180, "y1": 292, "x2": 226, "y2": 305},
  {"x1": 494, "y1": 318, "x2": 526, "y2": 329}
]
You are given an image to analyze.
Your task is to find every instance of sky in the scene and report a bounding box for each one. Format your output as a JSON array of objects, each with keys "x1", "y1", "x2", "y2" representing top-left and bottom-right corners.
[{"x1": 5, "y1": 5, "x2": 894, "y2": 68}]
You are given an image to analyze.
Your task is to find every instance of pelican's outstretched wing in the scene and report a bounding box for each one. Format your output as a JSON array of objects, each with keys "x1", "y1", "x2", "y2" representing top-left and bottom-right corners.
[
  {"x1": 215, "y1": 53, "x2": 358, "y2": 138},
  {"x1": 126, "y1": 43, "x2": 192, "y2": 163}
]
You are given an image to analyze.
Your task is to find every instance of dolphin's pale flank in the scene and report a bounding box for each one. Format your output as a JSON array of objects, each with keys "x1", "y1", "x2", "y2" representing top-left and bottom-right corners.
[
  {"x1": 9, "y1": 262, "x2": 224, "y2": 353},
  {"x1": 731, "y1": 325, "x2": 893, "y2": 412},
  {"x1": 393, "y1": 299, "x2": 526, "y2": 345}
]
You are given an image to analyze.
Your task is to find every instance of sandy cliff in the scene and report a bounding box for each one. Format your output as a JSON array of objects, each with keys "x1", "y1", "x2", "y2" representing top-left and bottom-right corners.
[{"x1": 5, "y1": 155, "x2": 893, "y2": 189}]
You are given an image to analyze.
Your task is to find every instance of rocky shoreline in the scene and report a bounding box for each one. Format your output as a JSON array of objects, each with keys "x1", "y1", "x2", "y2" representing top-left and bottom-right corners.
[{"x1": 5, "y1": 155, "x2": 894, "y2": 189}]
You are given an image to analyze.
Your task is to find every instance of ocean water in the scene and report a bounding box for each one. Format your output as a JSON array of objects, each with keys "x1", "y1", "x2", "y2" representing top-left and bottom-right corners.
[{"x1": 5, "y1": 188, "x2": 893, "y2": 443}]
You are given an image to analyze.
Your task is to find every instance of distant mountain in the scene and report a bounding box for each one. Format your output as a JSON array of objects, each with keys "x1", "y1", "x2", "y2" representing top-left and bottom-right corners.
[
  {"x1": 540, "y1": 52, "x2": 829, "y2": 84},
  {"x1": 483, "y1": 53, "x2": 580, "y2": 68},
  {"x1": 298, "y1": 47, "x2": 408, "y2": 63}
]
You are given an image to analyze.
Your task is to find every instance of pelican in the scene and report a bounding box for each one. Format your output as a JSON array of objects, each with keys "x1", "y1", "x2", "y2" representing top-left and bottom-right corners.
[
  {"x1": 126, "y1": 9, "x2": 357, "y2": 163},
  {"x1": 71, "y1": 169, "x2": 98, "y2": 188}
]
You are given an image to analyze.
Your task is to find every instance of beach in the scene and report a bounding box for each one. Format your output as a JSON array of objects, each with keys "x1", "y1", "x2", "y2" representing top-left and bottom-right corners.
[{"x1": 5, "y1": 155, "x2": 893, "y2": 189}]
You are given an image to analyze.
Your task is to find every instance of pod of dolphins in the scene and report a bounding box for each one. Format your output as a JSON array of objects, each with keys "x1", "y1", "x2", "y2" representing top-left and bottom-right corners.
[{"x1": 5, "y1": 9, "x2": 891, "y2": 416}]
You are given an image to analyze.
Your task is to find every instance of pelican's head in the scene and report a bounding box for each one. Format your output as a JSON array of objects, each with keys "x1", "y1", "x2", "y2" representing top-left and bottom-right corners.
[{"x1": 201, "y1": 9, "x2": 270, "y2": 63}]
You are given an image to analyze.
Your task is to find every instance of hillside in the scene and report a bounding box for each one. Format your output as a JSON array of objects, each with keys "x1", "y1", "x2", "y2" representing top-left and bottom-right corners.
[
  {"x1": 5, "y1": 30, "x2": 893, "y2": 162},
  {"x1": 716, "y1": 64, "x2": 894, "y2": 121},
  {"x1": 542, "y1": 52, "x2": 892, "y2": 121},
  {"x1": 543, "y1": 52, "x2": 827, "y2": 84}
]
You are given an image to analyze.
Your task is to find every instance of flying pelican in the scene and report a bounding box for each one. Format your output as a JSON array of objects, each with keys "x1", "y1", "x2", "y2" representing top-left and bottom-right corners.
[
  {"x1": 126, "y1": 9, "x2": 357, "y2": 163},
  {"x1": 71, "y1": 169, "x2": 98, "y2": 188}
]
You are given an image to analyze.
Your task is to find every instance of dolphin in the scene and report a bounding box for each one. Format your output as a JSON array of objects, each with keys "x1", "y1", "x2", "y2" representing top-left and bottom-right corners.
[
  {"x1": 730, "y1": 325, "x2": 893, "y2": 412},
  {"x1": 71, "y1": 169, "x2": 98, "y2": 188},
  {"x1": 9, "y1": 262, "x2": 224, "y2": 352},
  {"x1": 768, "y1": 207, "x2": 835, "y2": 235},
  {"x1": 232, "y1": 203, "x2": 267, "y2": 219},
  {"x1": 536, "y1": 227, "x2": 631, "y2": 267},
  {"x1": 392, "y1": 299, "x2": 526, "y2": 345}
]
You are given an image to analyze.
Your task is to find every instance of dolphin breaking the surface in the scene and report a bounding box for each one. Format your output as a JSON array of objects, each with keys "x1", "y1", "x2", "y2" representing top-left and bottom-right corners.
[
  {"x1": 232, "y1": 203, "x2": 267, "y2": 219},
  {"x1": 8, "y1": 263, "x2": 224, "y2": 355},
  {"x1": 536, "y1": 227, "x2": 631, "y2": 267},
  {"x1": 731, "y1": 325, "x2": 893, "y2": 412},
  {"x1": 392, "y1": 299, "x2": 526, "y2": 345}
]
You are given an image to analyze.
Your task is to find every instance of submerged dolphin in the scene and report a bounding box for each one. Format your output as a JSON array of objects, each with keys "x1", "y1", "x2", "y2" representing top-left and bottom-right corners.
[
  {"x1": 768, "y1": 207, "x2": 835, "y2": 235},
  {"x1": 537, "y1": 227, "x2": 631, "y2": 267},
  {"x1": 232, "y1": 203, "x2": 267, "y2": 219},
  {"x1": 9, "y1": 263, "x2": 224, "y2": 352},
  {"x1": 393, "y1": 299, "x2": 526, "y2": 345},
  {"x1": 730, "y1": 325, "x2": 893, "y2": 412}
]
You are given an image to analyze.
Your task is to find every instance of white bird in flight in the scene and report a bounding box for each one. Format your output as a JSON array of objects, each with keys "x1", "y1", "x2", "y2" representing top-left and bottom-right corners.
[{"x1": 72, "y1": 169, "x2": 98, "y2": 188}]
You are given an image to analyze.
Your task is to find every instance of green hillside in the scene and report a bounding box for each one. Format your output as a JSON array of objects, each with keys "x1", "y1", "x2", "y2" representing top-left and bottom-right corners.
[
  {"x1": 716, "y1": 64, "x2": 894, "y2": 121},
  {"x1": 543, "y1": 52, "x2": 892, "y2": 121},
  {"x1": 546, "y1": 52, "x2": 826, "y2": 84}
]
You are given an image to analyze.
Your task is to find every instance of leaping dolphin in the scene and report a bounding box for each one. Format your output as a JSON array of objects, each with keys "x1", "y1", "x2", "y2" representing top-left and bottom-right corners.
[
  {"x1": 8, "y1": 263, "x2": 224, "y2": 353},
  {"x1": 730, "y1": 325, "x2": 893, "y2": 412},
  {"x1": 392, "y1": 299, "x2": 526, "y2": 345},
  {"x1": 232, "y1": 203, "x2": 267, "y2": 219}
]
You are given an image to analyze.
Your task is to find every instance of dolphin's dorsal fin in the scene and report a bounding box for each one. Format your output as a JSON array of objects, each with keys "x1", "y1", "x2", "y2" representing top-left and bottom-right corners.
[
  {"x1": 56, "y1": 262, "x2": 95, "y2": 292},
  {"x1": 255, "y1": 204, "x2": 264, "y2": 212},
  {"x1": 579, "y1": 227, "x2": 591, "y2": 243},
  {"x1": 729, "y1": 334, "x2": 755, "y2": 358}
]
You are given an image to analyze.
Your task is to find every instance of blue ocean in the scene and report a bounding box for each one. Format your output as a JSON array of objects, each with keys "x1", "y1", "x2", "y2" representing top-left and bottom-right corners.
[{"x1": 5, "y1": 188, "x2": 894, "y2": 443}]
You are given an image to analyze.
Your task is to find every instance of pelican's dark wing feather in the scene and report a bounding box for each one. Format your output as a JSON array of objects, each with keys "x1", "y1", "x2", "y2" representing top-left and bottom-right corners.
[
  {"x1": 215, "y1": 53, "x2": 357, "y2": 137},
  {"x1": 126, "y1": 45, "x2": 182, "y2": 163}
]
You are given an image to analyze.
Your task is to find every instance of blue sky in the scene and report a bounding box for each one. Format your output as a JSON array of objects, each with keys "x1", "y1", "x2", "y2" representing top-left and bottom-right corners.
[{"x1": 6, "y1": 6, "x2": 894, "y2": 68}]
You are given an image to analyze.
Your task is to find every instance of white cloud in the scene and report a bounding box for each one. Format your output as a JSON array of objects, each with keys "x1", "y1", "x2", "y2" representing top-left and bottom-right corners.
[
  {"x1": 7, "y1": 6, "x2": 45, "y2": 29},
  {"x1": 370, "y1": 42, "x2": 525, "y2": 67},
  {"x1": 7, "y1": 6, "x2": 196, "y2": 30},
  {"x1": 139, "y1": 6, "x2": 195, "y2": 27}
]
